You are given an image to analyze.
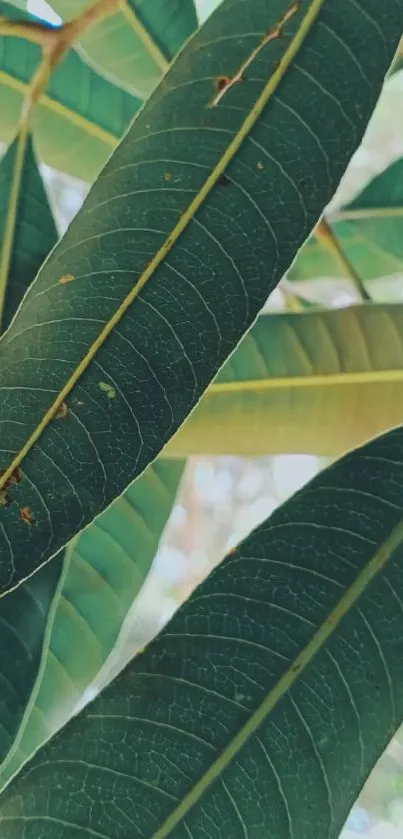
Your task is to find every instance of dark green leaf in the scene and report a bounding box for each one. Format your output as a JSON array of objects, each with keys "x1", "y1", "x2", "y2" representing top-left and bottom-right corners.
[
  {"x1": 0, "y1": 130, "x2": 58, "y2": 330},
  {"x1": 0, "y1": 458, "x2": 184, "y2": 789},
  {"x1": 0, "y1": 0, "x2": 399, "y2": 594},
  {"x1": 0, "y1": 2, "x2": 140, "y2": 181},
  {"x1": 4, "y1": 423, "x2": 403, "y2": 837},
  {"x1": 167, "y1": 303, "x2": 403, "y2": 458},
  {"x1": 289, "y1": 156, "x2": 403, "y2": 284},
  {"x1": 48, "y1": 0, "x2": 198, "y2": 97}
]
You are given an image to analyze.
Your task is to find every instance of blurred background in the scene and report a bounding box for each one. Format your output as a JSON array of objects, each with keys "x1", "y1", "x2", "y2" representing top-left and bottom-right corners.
[{"x1": 16, "y1": 0, "x2": 403, "y2": 834}]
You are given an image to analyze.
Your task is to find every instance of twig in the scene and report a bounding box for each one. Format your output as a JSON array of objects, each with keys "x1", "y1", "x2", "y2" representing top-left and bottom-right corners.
[
  {"x1": 5, "y1": 0, "x2": 121, "y2": 126},
  {"x1": 315, "y1": 218, "x2": 371, "y2": 302}
]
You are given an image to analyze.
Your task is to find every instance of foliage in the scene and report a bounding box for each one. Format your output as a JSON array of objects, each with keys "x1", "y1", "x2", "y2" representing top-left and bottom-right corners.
[{"x1": 0, "y1": 0, "x2": 401, "y2": 837}]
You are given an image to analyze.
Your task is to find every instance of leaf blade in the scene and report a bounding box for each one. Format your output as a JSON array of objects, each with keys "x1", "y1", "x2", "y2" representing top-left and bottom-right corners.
[
  {"x1": 0, "y1": 459, "x2": 184, "y2": 789},
  {"x1": 0, "y1": 0, "x2": 399, "y2": 592},
  {"x1": 0, "y1": 2, "x2": 140, "y2": 180},
  {"x1": 0, "y1": 131, "x2": 58, "y2": 330},
  {"x1": 167, "y1": 302, "x2": 403, "y2": 457},
  {"x1": 4, "y1": 425, "x2": 403, "y2": 836},
  {"x1": 48, "y1": 0, "x2": 198, "y2": 96},
  {"x1": 289, "y1": 156, "x2": 403, "y2": 285}
]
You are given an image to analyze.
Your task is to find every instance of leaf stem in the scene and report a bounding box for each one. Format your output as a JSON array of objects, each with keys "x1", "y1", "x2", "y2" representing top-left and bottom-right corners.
[{"x1": 315, "y1": 218, "x2": 371, "y2": 301}]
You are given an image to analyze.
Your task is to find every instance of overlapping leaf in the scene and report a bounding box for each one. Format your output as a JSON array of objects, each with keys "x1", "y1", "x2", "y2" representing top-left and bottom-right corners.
[
  {"x1": 0, "y1": 131, "x2": 183, "y2": 786},
  {"x1": 0, "y1": 130, "x2": 58, "y2": 330},
  {"x1": 48, "y1": 0, "x2": 198, "y2": 97},
  {"x1": 0, "y1": 3, "x2": 140, "y2": 180},
  {"x1": 4, "y1": 423, "x2": 403, "y2": 837},
  {"x1": 167, "y1": 303, "x2": 403, "y2": 458},
  {"x1": 0, "y1": 459, "x2": 184, "y2": 790},
  {"x1": 289, "y1": 156, "x2": 403, "y2": 285},
  {"x1": 0, "y1": 0, "x2": 399, "y2": 594}
]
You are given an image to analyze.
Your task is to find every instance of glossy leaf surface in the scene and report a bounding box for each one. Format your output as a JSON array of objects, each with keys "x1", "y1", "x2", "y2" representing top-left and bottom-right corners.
[
  {"x1": 48, "y1": 0, "x2": 198, "y2": 97},
  {"x1": 0, "y1": 0, "x2": 399, "y2": 593},
  {"x1": 0, "y1": 459, "x2": 184, "y2": 789},
  {"x1": 0, "y1": 3, "x2": 140, "y2": 181},
  {"x1": 4, "y1": 424, "x2": 403, "y2": 837},
  {"x1": 289, "y1": 157, "x2": 403, "y2": 284},
  {"x1": 167, "y1": 303, "x2": 403, "y2": 457}
]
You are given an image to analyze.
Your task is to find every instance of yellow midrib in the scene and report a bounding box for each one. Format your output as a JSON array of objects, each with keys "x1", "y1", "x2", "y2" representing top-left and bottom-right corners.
[
  {"x1": 0, "y1": 70, "x2": 119, "y2": 148},
  {"x1": 209, "y1": 366, "x2": 403, "y2": 396},
  {"x1": 0, "y1": 0, "x2": 326, "y2": 493},
  {"x1": 151, "y1": 504, "x2": 403, "y2": 838}
]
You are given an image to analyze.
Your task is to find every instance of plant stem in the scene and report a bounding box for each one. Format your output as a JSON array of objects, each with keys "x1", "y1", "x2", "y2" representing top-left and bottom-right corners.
[{"x1": 315, "y1": 218, "x2": 371, "y2": 301}]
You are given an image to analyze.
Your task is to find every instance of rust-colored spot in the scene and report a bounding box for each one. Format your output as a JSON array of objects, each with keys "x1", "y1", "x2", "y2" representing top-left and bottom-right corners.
[
  {"x1": 20, "y1": 506, "x2": 35, "y2": 526},
  {"x1": 163, "y1": 171, "x2": 172, "y2": 182},
  {"x1": 215, "y1": 74, "x2": 232, "y2": 93},
  {"x1": 55, "y1": 402, "x2": 69, "y2": 419},
  {"x1": 59, "y1": 274, "x2": 75, "y2": 284},
  {"x1": 315, "y1": 219, "x2": 332, "y2": 241}
]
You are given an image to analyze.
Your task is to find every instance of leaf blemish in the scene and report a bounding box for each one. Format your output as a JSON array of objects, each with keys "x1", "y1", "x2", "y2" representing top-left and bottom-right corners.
[
  {"x1": 209, "y1": 0, "x2": 300, "y2": 108},
  {"x1": 55, "y1": 402, "x2": 69, "y2": 419},
  {"x1": 98, "y1": 381, "x2": 116, "y2": 400},
  {"x1": 163, "y1": 171, "x2": 172, "y2": 182},
  {"x1": 59, "y1": 274, "x2": 75, "y2": 284},
  {"x1": 20, "y1": 506, "x2": 35, "y2": 526}
]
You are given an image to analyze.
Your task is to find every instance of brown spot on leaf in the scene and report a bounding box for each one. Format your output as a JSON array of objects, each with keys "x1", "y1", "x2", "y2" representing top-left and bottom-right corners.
[
  {"x1": 20, "y1": 506, "x2": 35, "y2": 526},
  {"x1": 163, "y1": 171, "x2": 172, "y2": 182},
  {"x1": 55, "y1": 402, "x2": 69, "y2": 419},
  {"x1": 215, "y1": 75, "x2": 232, "y2": 93},
  {"x1": 59, "y1": 274, "x2": 75, "y2": 284},
  {"x1": 217, "y1": 174, "x2": 230, "y2": 187}
]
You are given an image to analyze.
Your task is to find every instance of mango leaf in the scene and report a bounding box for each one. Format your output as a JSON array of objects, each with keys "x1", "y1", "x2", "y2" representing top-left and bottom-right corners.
[
  {"x1": 0, "y1": 130, "x2": 58, "y2": 330},
  {"x1": 167, "y1": 303, "x2": 403, "y2": 458},
  {"x1": 0, "y1": 129, "x2": 63, "y2": 773},
  {"x1": 4, "y1": 424, "x2": 403, "y2": 837},
  {"x1": 289, "y1": 156, "x2": 403, "y2": 284},
  {"x1": 0, "y1": 458, "x2": 184, "y2": 790},
  {"x1": 0, "y1": 130, "x2": 184, "y2": 785},
  {"x1": 0, "y1": 2, "x2": 140, "y2": 181},
  {"x1": 48, "y1": 0, "x2": 198, "y2": 98},
  {"x1": 0, "y1": 0, "x2": 399, "y2": 595}
]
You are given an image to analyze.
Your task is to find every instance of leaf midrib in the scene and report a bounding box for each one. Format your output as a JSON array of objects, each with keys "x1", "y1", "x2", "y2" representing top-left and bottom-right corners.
[
  {"x1": 210, "y1": 367, "x2": 403, "y2": 395},
  {"x1": 151, "y1": 506, "x2": 403, "y2": 838},
  {"x1": 0, "y1": 0, "x2": 326, "y2": 498}
]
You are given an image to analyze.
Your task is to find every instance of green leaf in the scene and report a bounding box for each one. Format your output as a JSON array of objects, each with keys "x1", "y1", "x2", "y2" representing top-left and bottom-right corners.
[
  {"x1": 0, "y1": 0, "x2": 399, "y2": 594},
  {"x1": 4, "y1": 424, "x2": 403, "y2": 837},
  {"x1": 0, "y1": 458, "x2": 184, "y2": 789},
  {"x1": 49, "y1": 0, "x2": 198, "y2": 98},
  {"x1": 0, "y1": 2, "x2": 140, "y2": 181},
  {"x1": 0, "y1": 553, "x2": 63, "y2": 770},
  {"x1": 0, "y1": 130, "x2": 58, "y2": 330},
  {"x1": 289, "y1": 156, "x2": 403, "y2": 284},
  {"x1": 167, "y1": 302, "x2": 403, "y2": 458}
]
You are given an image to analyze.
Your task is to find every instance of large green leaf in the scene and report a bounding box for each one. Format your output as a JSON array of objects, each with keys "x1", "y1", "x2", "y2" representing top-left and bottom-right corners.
[
  {"x1": 167, "y1": 303, "x2": 403, "y2": 458},
  {"x1": 289, "y1": 156, "x2": 403, "y2": 285},
  {"x1": 0, "y1": 458, "x2": 184, "y2": 790},
  {"x1": 0, "y1": 131, "x2": 62, "y2": 771},
  {"x1": 4, "y1": 424, "x2": 403, "y2": 837},
  {"x1": 0, "y1": 0, "x2": 399, "y2": 594},
  {"x1": 0, "y1": 130, "x2": 58, "y2": 330},
  {"x1": 49, "y1": 0, "x2": 198, "y2": 98},
  {"x1": 0, "y1": 3, "x2": 140, "y2": 181}
]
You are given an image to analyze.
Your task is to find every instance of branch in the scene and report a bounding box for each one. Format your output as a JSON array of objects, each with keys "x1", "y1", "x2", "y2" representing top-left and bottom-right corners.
[{"x1": 315, "y1": 218, "x2": 371, "y2": 302}]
